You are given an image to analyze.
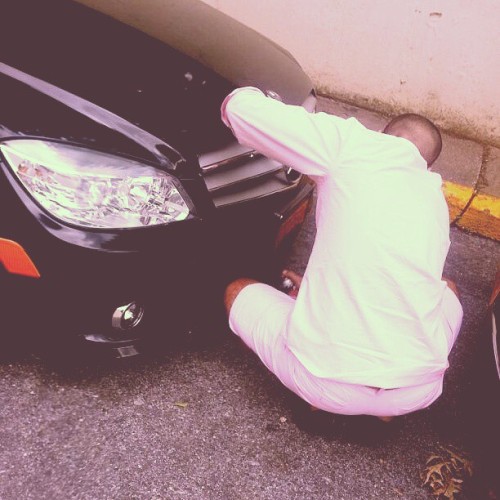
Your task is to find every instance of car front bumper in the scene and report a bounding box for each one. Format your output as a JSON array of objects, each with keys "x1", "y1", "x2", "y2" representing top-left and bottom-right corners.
[{"x1": 2, "y1": 175, "x2": 314, "y2": 357}]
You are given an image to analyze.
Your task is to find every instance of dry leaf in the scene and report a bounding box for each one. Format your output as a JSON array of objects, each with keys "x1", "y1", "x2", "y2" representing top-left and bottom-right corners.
[
  {"x1": 423, "y1": 461, "x2": 449, "y2": 485},
  {"x1": 174, "y1": 402, "x2": 188, "y2": 408},
  {"x1": 422, "y1": 447, "x2": 473, "y2": 499},
  {"x1": 444, "y1": 447, "x2": 473, "y2": 477},
  {"x1": 442, "y1": 478, "x2": 463, "y2": 499},
  {"x1": 426, "y1": 454, "x2": 443, "y2": 464}
]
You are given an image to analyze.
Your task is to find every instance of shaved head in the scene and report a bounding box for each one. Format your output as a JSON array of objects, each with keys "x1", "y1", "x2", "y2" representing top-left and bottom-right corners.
[{"x1": 383, "y1": 114, "x2": 442, "y2": 166}]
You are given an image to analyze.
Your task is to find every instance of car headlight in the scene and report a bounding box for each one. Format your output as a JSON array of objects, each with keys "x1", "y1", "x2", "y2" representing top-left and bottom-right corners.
[{"x1": 0, "y1": 139, "x2": 193, "y2": 229}]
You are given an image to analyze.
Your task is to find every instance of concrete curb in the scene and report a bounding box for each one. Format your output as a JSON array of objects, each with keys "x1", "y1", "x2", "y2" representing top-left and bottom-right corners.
[{"x1": 317, "y1": 95, "x2": 500, "y2": 241}]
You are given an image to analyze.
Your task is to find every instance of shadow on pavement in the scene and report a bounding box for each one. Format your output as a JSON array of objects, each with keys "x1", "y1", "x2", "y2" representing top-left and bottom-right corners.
[{"x1": 285, "y1": 392, "x2": 405, "y2": 447}]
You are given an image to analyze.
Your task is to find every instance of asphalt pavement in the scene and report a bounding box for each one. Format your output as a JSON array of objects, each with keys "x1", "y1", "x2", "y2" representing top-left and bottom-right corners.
[{"x1": 0, "y1": 98, "x2": 499, "y2": 500}]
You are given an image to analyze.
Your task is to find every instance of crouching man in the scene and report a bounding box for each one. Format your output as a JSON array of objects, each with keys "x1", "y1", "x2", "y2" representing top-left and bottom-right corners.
[{"x1": 222, "y1": 87, "x2": 463, "y2": 419}]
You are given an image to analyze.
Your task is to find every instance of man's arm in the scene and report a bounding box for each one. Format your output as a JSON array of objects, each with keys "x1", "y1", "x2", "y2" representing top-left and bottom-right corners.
[{"x1": 221, "y1": 87, "x2": 350, "y2": 177}]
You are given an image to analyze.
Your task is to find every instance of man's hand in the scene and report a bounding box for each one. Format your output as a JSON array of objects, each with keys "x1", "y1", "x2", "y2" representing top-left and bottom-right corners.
[{"x1": 282, "y1": 269, "x2": 303, "y2": 298}]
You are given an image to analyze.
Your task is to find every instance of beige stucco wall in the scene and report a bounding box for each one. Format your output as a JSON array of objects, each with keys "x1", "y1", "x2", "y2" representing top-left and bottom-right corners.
[{"x1": 202, "y1": 0, "x2": 499, "y2": 146}]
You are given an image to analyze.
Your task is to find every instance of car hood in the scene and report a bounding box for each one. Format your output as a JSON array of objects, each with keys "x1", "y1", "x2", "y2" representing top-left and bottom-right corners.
[{"x1": 0, "y1": 0, "x2": 313, "y2": 164}]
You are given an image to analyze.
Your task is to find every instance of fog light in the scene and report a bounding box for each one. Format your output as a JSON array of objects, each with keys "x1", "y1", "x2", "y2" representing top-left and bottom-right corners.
[{"x1": 112, "y1": 302, "x2": 144, "y2": 330}]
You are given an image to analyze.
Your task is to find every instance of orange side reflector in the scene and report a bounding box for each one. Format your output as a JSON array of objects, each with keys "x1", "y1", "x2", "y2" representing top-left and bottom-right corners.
[{"x1": 0, "y1": 238, "x2": 41, "y2": 278}]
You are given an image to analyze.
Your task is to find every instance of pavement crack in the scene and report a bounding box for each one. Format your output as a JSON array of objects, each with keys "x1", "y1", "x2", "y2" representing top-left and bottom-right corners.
[
  {"x1": 451, "y1": 144, "x2": 490, "y2": 226},
  {"x1": 475, "y1": 145, "x2": 492, "y2": 192}
]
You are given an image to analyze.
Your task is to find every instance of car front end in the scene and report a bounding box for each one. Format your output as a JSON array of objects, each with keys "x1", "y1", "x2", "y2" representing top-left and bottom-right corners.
[{"x1": 0, "y1": 0, "x2": 316, "y2": 357}]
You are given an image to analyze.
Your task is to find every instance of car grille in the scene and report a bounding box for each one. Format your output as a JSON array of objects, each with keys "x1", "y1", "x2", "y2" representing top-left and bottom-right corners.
[
  {"x1": 199, "y1": 92, "x2": 316, "y2": 207},
  {"x1": 198, "y1": 142, "x2": 300, "y2": 207}
]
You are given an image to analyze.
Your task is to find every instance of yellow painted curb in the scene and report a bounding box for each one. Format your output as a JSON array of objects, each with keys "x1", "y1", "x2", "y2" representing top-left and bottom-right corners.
[
  {"x1": 457, "y1": 192, "x2": 500, "y2": 241},
  {"x1": 441, "y1": 181, "x2": 500, "y2": 240},
  {"x1": 442, "y1": 181, "x2": 474, "y2": 222}
]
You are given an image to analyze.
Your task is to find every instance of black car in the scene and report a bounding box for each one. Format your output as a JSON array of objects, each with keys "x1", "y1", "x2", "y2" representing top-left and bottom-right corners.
[{"x1": 0, "y1": 0, "x2": 315, "y2": 358}]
